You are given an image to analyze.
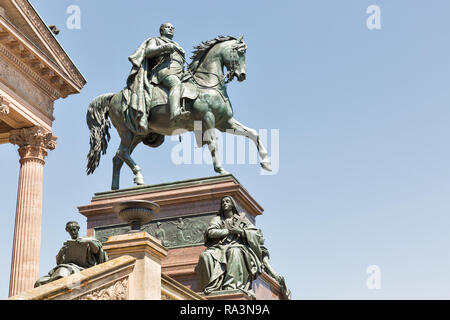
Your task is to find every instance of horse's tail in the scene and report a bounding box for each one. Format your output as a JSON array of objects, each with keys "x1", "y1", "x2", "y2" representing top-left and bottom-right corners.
[{"x1": 86, "y1": 93, "x2": 115, "y2": 175}]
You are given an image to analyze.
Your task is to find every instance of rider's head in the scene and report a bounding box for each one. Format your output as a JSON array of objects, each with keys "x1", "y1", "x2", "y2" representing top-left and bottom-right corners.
[{"x1": 160, "y1": 23, "x2": 175, "y2": 39}]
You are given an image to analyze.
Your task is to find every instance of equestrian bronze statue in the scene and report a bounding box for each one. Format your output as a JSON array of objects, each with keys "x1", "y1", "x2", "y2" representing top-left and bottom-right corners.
[{"x1": 86, "y1": 23, "x2": 272, "y2": 190}]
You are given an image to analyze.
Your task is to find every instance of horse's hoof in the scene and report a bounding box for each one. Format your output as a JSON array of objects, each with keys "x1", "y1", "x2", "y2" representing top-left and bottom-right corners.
[
  {"x1": 134, "y1": 177, "x2": 145, "y2": 185},
  {"x1": 215, "y1": 167, "x2": 229, "y2": 175},
  {"x1": 260, "y1": 161, "x2": 272, "y2": 172},
  {"x1": 111, "y1": 180, "x2": 119, "y2": 190}
]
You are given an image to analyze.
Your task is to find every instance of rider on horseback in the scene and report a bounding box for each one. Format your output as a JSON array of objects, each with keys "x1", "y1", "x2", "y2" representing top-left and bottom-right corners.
[
  {"x1": 124, "y1": 22, "x2": 187, "y2": 134},
  {"x1": 87, "y1": 34, "x2": 273, "y2": 190}
]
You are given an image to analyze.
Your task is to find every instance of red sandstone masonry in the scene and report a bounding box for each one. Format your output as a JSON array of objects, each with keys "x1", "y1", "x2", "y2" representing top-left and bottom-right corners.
[{"x1": 77, "y1": 175, "x2": 281, "y2": 299}]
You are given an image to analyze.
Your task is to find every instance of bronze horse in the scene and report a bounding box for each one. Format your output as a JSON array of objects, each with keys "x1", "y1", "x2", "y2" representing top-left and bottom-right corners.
[{"x1": 87, "y1": 36, "x2": 272, "y2": 190}]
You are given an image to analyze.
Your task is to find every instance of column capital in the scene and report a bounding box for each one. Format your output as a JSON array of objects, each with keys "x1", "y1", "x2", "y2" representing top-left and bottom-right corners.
[{"x1": 9, "y1": 126, "x2": 57, "y2": 163}]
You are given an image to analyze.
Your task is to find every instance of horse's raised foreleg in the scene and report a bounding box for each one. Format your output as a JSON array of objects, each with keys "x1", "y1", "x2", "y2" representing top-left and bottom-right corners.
[
  {"x1": 223, "y1": 117, "x2": 272, "y2": 171},
  {"x1": 203, "y1": 111, "x2": 229, "y2": 175},
  {"x1": 113, "y1": 131, "x2": 144, "y2": 189}
]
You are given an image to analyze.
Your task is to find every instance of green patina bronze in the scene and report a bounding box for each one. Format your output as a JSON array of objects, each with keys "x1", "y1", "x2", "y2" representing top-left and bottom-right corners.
[
  {"x1": 86, "y1": 23, "x2": 272, "y2": 190},
  {"x1": 34, "y1": 221, "x2": 108, "y2": 288},
  {"x1": 195, "y1": 196, "x2": 291, "y2": 299}
]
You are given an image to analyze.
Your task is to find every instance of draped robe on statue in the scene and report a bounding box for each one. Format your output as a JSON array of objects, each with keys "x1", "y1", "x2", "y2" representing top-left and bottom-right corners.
[
  {"x1": 34, "y1": 237, "x2": 108, "y2": 287},
  {"x1": 122, "y1": 36, "x2": 185, "y2": 135},
  {"x1": 196, "y1": 212, "x2": 264, "y2": 296}
]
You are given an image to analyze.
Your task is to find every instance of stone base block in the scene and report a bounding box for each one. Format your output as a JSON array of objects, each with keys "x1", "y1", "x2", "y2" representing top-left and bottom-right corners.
[
  {"x1": 78, "y1": 175, "x2": 285, "y2": 300},
  {"x1": 201, "y1": 289, "x2": 255, "y2": 300}
]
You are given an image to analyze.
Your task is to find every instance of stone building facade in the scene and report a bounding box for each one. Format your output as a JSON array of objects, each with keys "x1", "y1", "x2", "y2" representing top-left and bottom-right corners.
[{"x1": 0, "y1": 0, "x2": 85, "y2": 296}]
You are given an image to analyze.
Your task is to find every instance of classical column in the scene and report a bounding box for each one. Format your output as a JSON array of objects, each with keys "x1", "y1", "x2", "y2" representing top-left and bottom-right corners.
[{"x1": 8, "y1": 126, "x2": 56, "y2": 297}]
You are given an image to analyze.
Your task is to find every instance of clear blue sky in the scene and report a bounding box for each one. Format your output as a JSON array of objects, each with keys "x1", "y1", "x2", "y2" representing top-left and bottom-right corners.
[{"x1": 1, "y1": 0, "x2": 450, "y2": 299}]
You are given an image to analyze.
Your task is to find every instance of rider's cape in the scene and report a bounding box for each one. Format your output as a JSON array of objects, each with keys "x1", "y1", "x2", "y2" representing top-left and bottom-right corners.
[
  {"x1": 123, "y1": 37, "x2": 161, "y2": 135},
  {"x1": 122, "y1": 37, "x2": 193, "y2": 135}
]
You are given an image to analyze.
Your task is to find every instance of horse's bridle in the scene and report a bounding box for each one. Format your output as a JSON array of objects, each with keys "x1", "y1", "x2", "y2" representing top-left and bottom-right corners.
[
  {"x1": 192, "y1": 70, "x2": 229, "y2": 102},
  {"x1": 191, "y1": 42, "x2": 246, "y2": 85},
  {"x1": 224, "y1": 45, "x2": 240, "y2": 83},
  {"x1": 176, "y1": 40, "x2": 247, "y2": 102}
]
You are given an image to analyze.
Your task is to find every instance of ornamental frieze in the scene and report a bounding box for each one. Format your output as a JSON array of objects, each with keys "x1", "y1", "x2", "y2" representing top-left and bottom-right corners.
[
  {"x1": 76, "y1": 278, "x2": 129, "y2": 300},
  {"x1": 94, "y1": 213, "x2": 216, "y2": 248}
]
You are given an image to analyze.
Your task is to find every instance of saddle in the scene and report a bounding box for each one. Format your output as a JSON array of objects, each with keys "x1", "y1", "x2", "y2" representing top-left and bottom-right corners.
[{"x1": 149, "y1": 77, "x2": 199, "y2": 109}]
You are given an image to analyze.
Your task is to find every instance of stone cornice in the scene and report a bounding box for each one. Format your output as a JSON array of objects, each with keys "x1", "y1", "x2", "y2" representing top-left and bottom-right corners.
[
  {"x1": 0, "y1": 18, "x2": 74, "y2": 99},
  {"x1": 79, "y1": 175, "x2": 265, "y2": 218},
  {"x1": 12, "y1": 0, "x2": 86, "y2": 91},
  {"x1": 103, "y1": 231, "x2": 169, "y2": 262},
  {"x1": 0, "y1": 41, "x2": 60, "y2": 100},
  {"x1": 0, "y1": 0, "x2": 87, "y2": 99},
  {"x1": 0, "y1": 87, "x2": 53, "y2": 130}
]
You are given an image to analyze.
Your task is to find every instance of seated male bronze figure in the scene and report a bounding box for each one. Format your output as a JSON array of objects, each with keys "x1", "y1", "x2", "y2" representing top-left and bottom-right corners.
[{"x1": 35, "y1": 221, "x2": 108, "y2": 287}]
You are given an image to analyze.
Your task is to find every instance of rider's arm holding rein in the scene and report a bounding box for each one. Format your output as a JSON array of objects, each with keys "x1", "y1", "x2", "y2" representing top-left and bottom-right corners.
[{"x1": 145, "y1": 39, "x2": 173, "y2": 58}]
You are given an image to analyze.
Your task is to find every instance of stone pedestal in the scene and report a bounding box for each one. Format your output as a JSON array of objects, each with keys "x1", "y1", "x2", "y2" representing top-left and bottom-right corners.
[
  {"x1": 102, "y1": 231, "x2": 168, "y2": 300},
  {"x1": 8, "y1": 126, "x2": 56, "y2": 297},
  {"x1": 201, "y1": 289, "x2": 254, "y2": 300},
  {"x1": 78, "y1": 175, "x2": 283, "y2": 300}
]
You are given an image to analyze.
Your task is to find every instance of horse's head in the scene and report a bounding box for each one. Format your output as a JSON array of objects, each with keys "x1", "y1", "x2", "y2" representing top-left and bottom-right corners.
[
  {"x1": 189, "y1": 36, "x2": 248, "y2": 84},
  {"x1": 222, "y1": 35, "x2": 247, "y2": 82}
]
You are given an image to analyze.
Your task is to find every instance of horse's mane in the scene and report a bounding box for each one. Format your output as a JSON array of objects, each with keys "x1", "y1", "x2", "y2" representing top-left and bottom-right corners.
[{"x1": 188, "y1": 35, "x2": 236, "y2": 73}]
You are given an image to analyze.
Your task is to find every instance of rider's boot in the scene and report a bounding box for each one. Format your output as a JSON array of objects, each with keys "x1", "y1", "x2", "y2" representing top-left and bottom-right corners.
[{"x1": 169, "y1": 83, "x2": 188, "y2": 121}]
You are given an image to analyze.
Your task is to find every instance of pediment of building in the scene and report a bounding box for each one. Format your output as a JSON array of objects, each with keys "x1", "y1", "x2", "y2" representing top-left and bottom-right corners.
[{"x1": 0, "y1": 0, "x2": 86, "y2": 99}]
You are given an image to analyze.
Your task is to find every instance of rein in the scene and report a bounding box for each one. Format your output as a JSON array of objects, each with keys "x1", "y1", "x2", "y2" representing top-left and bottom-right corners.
[
  {"x1": 192, "y1": 70, "x2": 225, "y2": 88},
  {"x1": 174, "y1": 40, "x2": 242, "y2": 102},
  {"x1": 191, "y1": 70, "x2": 228, "y2": 102}
]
